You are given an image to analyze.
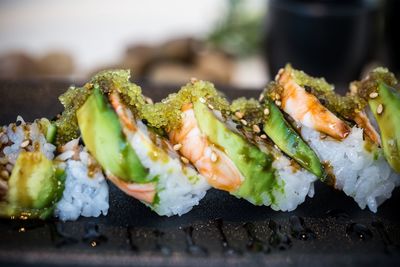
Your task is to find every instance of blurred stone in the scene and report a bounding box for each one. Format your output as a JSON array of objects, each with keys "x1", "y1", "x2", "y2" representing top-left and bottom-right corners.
[
  {"x1": 195, "y1": 50, "x2": 234, "y2": 83},
  {"x1": 148, "y1": 62, "x2": 209, "y2": 85},
  {"x1": 37, "y1": 52, "x2": 74, "y2": 76},
  {"x1": 123, "y1": 45, "x2": 155, "y2": 76},
  {"x1": 157, "y1": 37, "x2": 201, "y2": 63},
  {"x1": 0, "y1": 52, "x2": 36, "y2": 78}
]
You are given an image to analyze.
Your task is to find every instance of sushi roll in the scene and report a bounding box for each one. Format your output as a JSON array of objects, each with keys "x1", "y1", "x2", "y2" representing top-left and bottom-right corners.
[
  {"x1": 141, "y1": 79, "x2": 317, "y2": 211},
  {"x1": 268, "y1": 64, "x2": 399, "y2": 212},
  {"x1": 0, "y1": 116, "x2": 63, "y2": 219},
  {"x1": 64, "y1": 70, "x2": 209, "y2": 216},
  {"x1": 0, "y1": 116, "x2": 109, "y2": 221}
]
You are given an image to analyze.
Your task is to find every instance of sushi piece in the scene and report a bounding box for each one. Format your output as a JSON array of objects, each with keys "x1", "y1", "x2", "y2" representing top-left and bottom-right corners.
[
  {"x1": 69, "y1": 70, "x2": 209, "y2": 216},
  {"x1": 141, "y1": 79, "x2": 317, "y2": 211},
  {"x1": 0, "y1": 116, "x2": 109, "y2": 221},
  {"x1": 269, "y1": 64, "x2": 399, "y2": 212},
  {"x1": 350, "y1": 67, "x2": 400, "y2": 173},
  {"x1": 0, "y1": 117, "x2": 64, "y2": 219}
]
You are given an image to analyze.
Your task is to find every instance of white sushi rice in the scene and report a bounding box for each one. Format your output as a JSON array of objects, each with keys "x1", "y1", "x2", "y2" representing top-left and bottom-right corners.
[
  {"x1": 269, "y1": 155, "x2": 317, "y2": 211},
  {"x1": 54, "y1": 138, "x2": 109, "y2": 221},
  {"x1": 125, "y1": 121, "x2": 210, "y2": 216},
  {"x1": 301, "y1": 125, "x2": 400, "y2": 212}
]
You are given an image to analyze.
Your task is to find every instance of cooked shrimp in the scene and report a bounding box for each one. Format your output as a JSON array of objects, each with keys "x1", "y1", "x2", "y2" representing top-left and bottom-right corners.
[
  {"x1": 169, "y1": 103, "x2": 243, "y2": 192},
  {"x1": 107, "y1": 174, "x2": 156, "y2": 204},
  {"x1": 354, "y1": 111, "x2": 381, "y2": 145},
  {"x1": 276, "y1": 68, "x2": 350, "y2": 140}
]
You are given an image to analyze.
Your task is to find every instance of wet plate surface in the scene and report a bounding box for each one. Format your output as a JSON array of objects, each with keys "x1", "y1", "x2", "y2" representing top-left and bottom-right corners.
[{"x1": 0, "y1": 80, "x2": 399, "y2": 267}]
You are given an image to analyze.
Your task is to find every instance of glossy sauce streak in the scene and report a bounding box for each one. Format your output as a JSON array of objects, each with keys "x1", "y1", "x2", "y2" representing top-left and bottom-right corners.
[
  {"x1": 48, "y1": 221, "x2": 78, "y2": 248},
  {"x1": 214, "y1": 219, "x2": 241, "y2": 256},
  {"x1": 182, "y1": 226, "x2": 208, "y2": 256},
  {"x1": 289, "y1": 216, "x2": 316, "y2": 240},
  {"x1": 243, "y1": 222, "x2": 270, "y2": 253},
  {"x1": 82, "y1": 222, "x2": 108, "y2": 247},
  {"x1": 346, "y1": 223, "x2": 373, "y2": 241},
  {"x1": 153, "y1": 229, "x2": 172, "y2": 256},
  {"x1": 269, "y1": 220, "x2": 292, "y2": 250}
]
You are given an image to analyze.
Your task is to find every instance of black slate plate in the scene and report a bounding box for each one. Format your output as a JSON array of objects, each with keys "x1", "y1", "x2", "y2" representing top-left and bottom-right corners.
[{"x1": 0, "y1": 79, "x2": 399, "y2": 267}]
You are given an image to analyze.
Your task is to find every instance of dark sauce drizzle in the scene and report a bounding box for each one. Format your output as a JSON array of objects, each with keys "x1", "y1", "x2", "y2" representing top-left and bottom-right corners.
[
  {"x1": 371, "y1": 220, "x2": 398, "y2": 254},
  {"x1": 126, "y1": 226, "x2": 138, "y2": 252},
  {"x1": 289, "y1": 215, "x2": 316, "y2": 241},
  {"x1": 268, "y1": 220, "x2": 292, "y2": 250},
  {"x1": 346, "y1": 223, "x2": 373, "y2": 241},
  {"x1": 82, "y1": 222, "x2": 108, "y2": 247},
  {"x1": 243, "y1": 222, "x2": 270, "y2": 253},
  {"x1": 214, "y1": 218, "x2": 241, "y2": 256},
  {"x1": 182, "y1": 226, "x2": 208, "y2": 256},
  {"x1": 153, "y1": 229, "x2": 172, "y2": 256},
  {"x1": 48, "y1": 221, "x2": 78, "y2": 248}
]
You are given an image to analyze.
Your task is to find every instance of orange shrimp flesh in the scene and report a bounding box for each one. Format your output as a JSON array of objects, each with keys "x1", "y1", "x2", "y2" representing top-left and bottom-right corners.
[
  {"x1": 169, "y1": 103, "x2": 243, "y2": 192},
  {"x1": 354, "y1": 111, "x2": 381, "y2": 145},
  {"x1": 276, "y1": 68, "x2": 351, "y2": 140},
  {"x1": 106, "y1": 92, "x2": 157, "y2": 204}
]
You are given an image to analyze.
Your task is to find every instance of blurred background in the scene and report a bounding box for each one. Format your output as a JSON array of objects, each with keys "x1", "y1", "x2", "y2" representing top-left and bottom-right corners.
[{"x1": 0, "y1": 0, "x2": 398, "y2": 89}]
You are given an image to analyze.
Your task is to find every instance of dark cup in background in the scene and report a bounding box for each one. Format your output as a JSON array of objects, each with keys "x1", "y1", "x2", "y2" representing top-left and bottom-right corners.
[
  {"x1": 383, "y1": 0, "x2": 400, "y2": 76},
  {"x1": 265, "y1": 0, "x2": 379, "y2": 88}
]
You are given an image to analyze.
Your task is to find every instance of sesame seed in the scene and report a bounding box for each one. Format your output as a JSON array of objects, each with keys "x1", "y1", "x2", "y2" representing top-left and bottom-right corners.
[
  {"x1": 199, "y1": 97, "x2": 206, "y2": 103},
  {"x1": 369, "y1": 92, "x2": 379, "y2": 99},
  {"x1": 173, "y1": 143, "x2": 182, "y2": 151},
  {"x1": 274, "y1": 74, "x2": 280, "y2": 81},
  {"x1": 1, "y1": 170, "x2": 9, "y2": 179},
  {"x1": 259, "y1": 94, "x2": 264, "y2": 101},
  {"x1": 252, "y1": 125, "x2": 261, "y2": 133},
  {"x1": 190, "y1": 77, "x2": 198, "y2": 84},
  {"x1": 275, "y1": 100, "x2": 282, "y2": 106},
  {"x1": 377, "y1": 104, "x2": 384, "y2": 115},
  {"x1": 260, "y1": 134, "x2": 267, "y2": 139},
  {"x1": 240, "y1": 119, "x2": 248, "y2": 126},
  {"x1": 211, "y1": 152, "x2": 218, "y2": 162},
  {"x1": 180, "y1": 156, "x2": 189, "y2": 164},
  {"x1": 208, "y1": 104, "x2": 214, "y2": 110},
  {"x1": 235, "y1": 111, "x2": 244, "y2": 119},
  {"x1": 144, "y1": 97, "x2": 153, "y2": 104},
  {"x1": 263, "y1": 108, "x2": 270, "y2": 115},
  {"x1": 15, "y1": 120, "x2": 22, "y2": 126},
  {"x1": 20, "y1": 140, "x2": 30, "y2": 148},
  {"x1": 275, "y1": 93, "x2": 281, "y2": 100}
]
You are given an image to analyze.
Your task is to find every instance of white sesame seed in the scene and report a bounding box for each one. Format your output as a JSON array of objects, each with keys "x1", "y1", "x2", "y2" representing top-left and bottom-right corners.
[
  {"x1": 275, "y1": 93, "x2": 281, "y2": 100},
  {"x1": 263, "y1": 108, "x2": 270, "y2": 115},
  {"x1": 173, "y1": 143, "x2": 182, "y2": 151},
  {"x1": 260, "y1": 134, "x2": 267, "y2": 139},
  {"x1": 190, "y1": 77, "x2": 198, "y2": 84},
  {"x1": 369, "y1": 92, "x2": 379, "y2": 99},
  {"x1": 20, "y1": 140, "x2": 29, "y2": 148},
  {"x1": 274, "y1": 74, "x2": 280, "y2": 81},
  {"x1": 235, "y1": 111, "x2": 244, "y2": 119},
  {"x1": 240, "y1": 119, "x2": 248, "y2": 126},
  {"x1": 211, "y1": 152, "x2": 218, "y2": 162},
  {"x1": 144, "y1": 97, "x2": 153, "y2": 104},
  {"x1": 275, "y1": 100, "x2": 282, "y2": 106},
  {"x1": 208, "y1": 104, "x2": 214, "y2": 110},
  {"x1": 252, "y1": 125, "x2": 261, "y2": 133},
  {"x1": 377, "y1": 104, "x2": 384, "y2": 115},
  {"x1": 259, "y1": 94, "x2": 264, "y2": 101},
  {"x1": 181, "y1": 156, "x2": 189, "y2": 164},
  {"x1": 199, "y1": 97, "x2": 206, "y2": 103}
]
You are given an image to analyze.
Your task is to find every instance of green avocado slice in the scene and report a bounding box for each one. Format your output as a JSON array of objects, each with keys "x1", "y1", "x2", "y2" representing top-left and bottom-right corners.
[
  {"x1": 77, "y1": 86, "x2": 150, "y2": 183},
  {"x1": 262, "y1": 99, "x2": 324, "y2": 178},
  {"x1": 1, "y1": 151, "x2": 65, "y2": 219},
  {"x1": 368, "y1": 82, "x2": 400, "y2": 172},
  {"x1": 193, "y1": 101, "x2": 281, "y2": 205}
]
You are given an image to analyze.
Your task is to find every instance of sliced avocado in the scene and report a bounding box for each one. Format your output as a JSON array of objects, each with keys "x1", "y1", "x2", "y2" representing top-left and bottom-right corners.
[
  {"x1": 368, "y1": 82, "x2": 400, "y2": 172},
  {"x1": 77, "y1": 86, "x2": 151, "y2": 183},
  {"x1": 0, "y1": 151, "x2": 65, "y2": 219},
  {"x1": 193, "y1": 101, "x2": 281, "y2": 205},
  {"x1": 37, "y1": 118, "x2": 57, "y2": 144},
  {"x1": 262, "y1": 99, "x2": 324, "y2": 178}
]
